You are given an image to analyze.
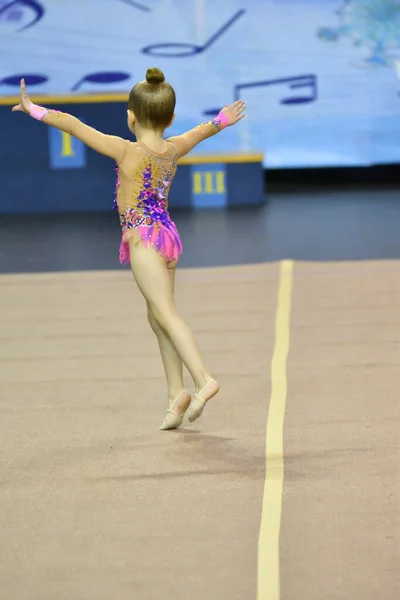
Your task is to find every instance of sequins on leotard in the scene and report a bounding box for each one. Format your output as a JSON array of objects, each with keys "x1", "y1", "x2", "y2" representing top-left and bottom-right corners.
[{"x1": 115, "y1": 142, "x2": 182, "y2": 265}]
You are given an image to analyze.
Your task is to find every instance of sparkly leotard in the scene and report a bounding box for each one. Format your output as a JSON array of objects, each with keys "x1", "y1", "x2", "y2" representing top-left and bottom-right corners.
[
  {"x1": 114, "y1": 139, "x2": 181, "y2": 265},
  {"x1": 113, "y1": 118, "x2": 225, "y2": 265}
]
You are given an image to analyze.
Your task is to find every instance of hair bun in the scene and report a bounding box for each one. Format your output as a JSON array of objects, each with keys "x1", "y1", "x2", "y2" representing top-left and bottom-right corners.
[{"x1": 146, "y1": 67, "x2": 165, "y2": 85}]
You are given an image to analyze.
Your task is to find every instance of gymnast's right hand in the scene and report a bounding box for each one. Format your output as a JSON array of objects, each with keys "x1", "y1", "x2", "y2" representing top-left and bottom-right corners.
[{"x1": 11, "y1": 79, "x2": 33, "y2": 115}]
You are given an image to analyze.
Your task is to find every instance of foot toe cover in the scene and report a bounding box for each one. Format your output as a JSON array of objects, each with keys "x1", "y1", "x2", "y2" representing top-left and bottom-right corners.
[
  {"x1": 187, "y1": 379, "x2": 219, "y2": 422},
  {"x1": 187, "y1": 398, "x2": 206, "y2": 422},
  {"x1": 159, "y1": 411, "x2": 184, "y2": 430}
]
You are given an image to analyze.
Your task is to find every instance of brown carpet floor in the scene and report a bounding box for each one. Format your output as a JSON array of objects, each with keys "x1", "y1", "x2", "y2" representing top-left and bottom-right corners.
[
  {"x1": 281, "y1": 261, "x2": 400, "y2": 600},
  {"x1": 0, "y1": 261, "x2": 399, "y2": 599}
]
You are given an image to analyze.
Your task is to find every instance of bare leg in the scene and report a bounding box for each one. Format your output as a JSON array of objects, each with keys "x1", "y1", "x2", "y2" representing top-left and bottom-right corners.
[
  {"x1": 129, "y1": 241, "x2": 216, "y2": 396},
  {"x1": 146, "y1": 265, "x2": 189, "y2": 412}
]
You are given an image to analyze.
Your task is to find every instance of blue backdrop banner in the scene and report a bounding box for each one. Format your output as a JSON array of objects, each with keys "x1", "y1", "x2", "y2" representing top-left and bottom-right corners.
[{"x1": 1, "y1": 0, "x2": 400, "y2": 168}]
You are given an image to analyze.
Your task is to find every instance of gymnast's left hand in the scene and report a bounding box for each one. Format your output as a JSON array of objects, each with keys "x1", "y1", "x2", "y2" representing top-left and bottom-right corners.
[
  {"x1": 221, "y1": 100, "x2": 246, "y2": 126},
  {"x1": 12, "y1": 79, "x2": 33, "y2": 114}
]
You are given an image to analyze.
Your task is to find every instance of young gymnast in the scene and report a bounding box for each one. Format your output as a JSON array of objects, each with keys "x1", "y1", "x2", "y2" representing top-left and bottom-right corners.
[{"x1": 12, "y1": 68, "x2": 246, "y2": 430}]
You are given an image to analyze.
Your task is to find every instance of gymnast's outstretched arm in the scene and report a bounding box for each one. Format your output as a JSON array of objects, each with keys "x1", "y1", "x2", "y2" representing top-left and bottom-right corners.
[
  {"x1": 168, "y1": 100, "x2": 246, "y2": 158},
  {"x1": 12, "y1": 79, "x2": 128, "y2": 164}
]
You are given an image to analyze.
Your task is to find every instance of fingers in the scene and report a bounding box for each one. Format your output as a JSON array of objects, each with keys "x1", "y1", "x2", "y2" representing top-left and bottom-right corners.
[
  {"x1": 231, "y1": 99, "x2": 246, "y2": 110},
  {"x1": 223, "y1": 100, "x2": 246, "y2": 114},
  {"x1": 233, "y1": 99, "x2": 246, "y2": 122},
  {"x1": 20, "y1": 78, "x2": 29, "y2": 101},
  {"x1": 230, "y1": 100, "x2": 246, "y2": 117}
]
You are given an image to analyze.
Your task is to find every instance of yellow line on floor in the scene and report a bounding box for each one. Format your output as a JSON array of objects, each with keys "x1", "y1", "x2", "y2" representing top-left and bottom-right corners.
[{"x1": 257, "y1": 260, "x2": 294, "y2": 600}]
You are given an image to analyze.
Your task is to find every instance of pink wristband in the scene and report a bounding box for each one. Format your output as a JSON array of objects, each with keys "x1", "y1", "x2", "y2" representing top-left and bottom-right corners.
[
  {"x1": 214, "y1": 110, "x2": 229, "y2": 129},
  {"x1": 29, "y1": 104, "x2": 49, "y2": 121}
]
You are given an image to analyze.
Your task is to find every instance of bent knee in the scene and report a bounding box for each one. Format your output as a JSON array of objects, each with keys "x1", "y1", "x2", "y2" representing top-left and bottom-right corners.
[
  {"x1": 147, "y1": 308, "x2": 157, "y2": 331},
  {"x1": 150, "y1": 302, "x2": 176, "y2": 329}
]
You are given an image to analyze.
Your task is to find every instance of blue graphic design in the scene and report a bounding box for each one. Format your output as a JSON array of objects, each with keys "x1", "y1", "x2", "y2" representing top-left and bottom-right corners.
[
  {"x1": 71, "y1": 71, "x2": 131, "y2": 92},
  {"x1": 142, "y1": 9, "x2": 245, "y2": 57},
  {"x1": 116, "y1": 0, "x2": 152, "y2": 11},
  {"x1": 191, "y1": 164, "x2": 227, "y2": 209},
  {"x1": 49, "y1": 126, "x2": 86, "y2": 170},
  {"x1": 318, "y1": 0, "x2": 400, "y2": 67},
  {"x1": 0, "y1": 0, "x2": 44, "y2": 30},
  {"x1": 1, "y1": 0, "x2": 400, "y2": 168}
]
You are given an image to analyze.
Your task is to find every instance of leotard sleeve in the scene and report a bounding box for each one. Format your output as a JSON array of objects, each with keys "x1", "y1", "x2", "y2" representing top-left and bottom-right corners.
[
  {"x1": 167, "y1": 112, "x2": 229, "y2": 159},
  {"x1": 40, "y1": 109, "x2": 129, "y2": 163}
]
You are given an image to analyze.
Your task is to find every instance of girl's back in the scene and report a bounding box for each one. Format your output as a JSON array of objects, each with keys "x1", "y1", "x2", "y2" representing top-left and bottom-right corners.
[{"x1": 116, "y1": 139, "x2": 178, "y2": 215}]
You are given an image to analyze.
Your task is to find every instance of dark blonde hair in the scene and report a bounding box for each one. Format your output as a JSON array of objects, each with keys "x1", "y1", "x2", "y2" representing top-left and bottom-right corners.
[{"x1": 128, "y1": 67, "x2": 176, "y2": 129}]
